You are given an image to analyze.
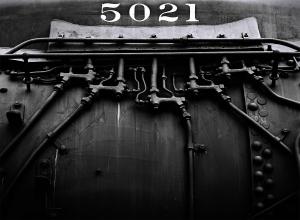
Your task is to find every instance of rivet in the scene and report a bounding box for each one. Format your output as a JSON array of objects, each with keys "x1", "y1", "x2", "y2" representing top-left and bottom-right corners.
[
  {"x1": 264, "y1": 163, "x2": 274, "y2": 173},
  {"x1": 252, "y1": 141, "x2": 263, "y2": 151},
  {"x1": 262, "y1": 148, "x2": 272, "y2": 158},
  {"x1": 247, "y1": 92, "x2": 257, "y2": 100},
  {"x1": 266, "y1": 194, "x2": 275, "y2": 201},
  {"x1": 258, "y1": 110, "x2": 268, "y2": 117},
  {"x1": 247, "y1": 102, "x2": 259, "y2": 111},
  {"x1": 254, "y1": 170, "x2": 264, "y2": 180},
  {"x1": 257, "y1": 97, "x2": 267, "y2": 105},
  {"x1": 265, "y1": 178, "x2": 274, "y2": 187},
  {"x1": 59, "y1": 145, "x2": 68, "y2": 155},
  {"x1": 256, "y1": 202, "x2": 264, "y2": 209},
  {"x1": 253, "y1": 156, "x2": 263, "y2": 165},
  {"x1": 255, "y1": 186, "x2": 264, "y2": 194},
  {"x1": 0, "y1": 88, "x2": 8, "y2": 93}
]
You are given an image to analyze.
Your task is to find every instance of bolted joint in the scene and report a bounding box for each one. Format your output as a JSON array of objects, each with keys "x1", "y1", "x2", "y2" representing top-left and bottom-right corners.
[
  {"x1": 54, "y1": 83, "x2": 65, "y2": 92},
  {"x1": 221, "y1": 57, "x2": 230, "y2": 65},
  {"x1": 192, "y1": 144, "x2": 208, "y2": 154},
  {"x1": 81, "y1": 96, "x2": 94, "y2": 106}
]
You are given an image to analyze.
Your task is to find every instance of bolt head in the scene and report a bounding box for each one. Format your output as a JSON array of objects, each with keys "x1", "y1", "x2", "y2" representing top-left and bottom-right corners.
[
  {"x1": 248, "y1": 102, "x2": 259, "y2": 111},
  {"x1": 264, "y1": 163, "x2": 274, "y2": 173},
  {"x1": 255, "y1": 186, "x2": 264, "y2": 194},
  {"x1": 266, "y1": 194, "x2": 275, "y2": 201},
  {"x1": 252, "y1": 141, "x2": 263, "y2": 151},
  {"x1": 253, "y1": 156, "x2": 263, "y2": 165},
  {"x1": 262, "y1": 148, "x2": 272, "y2": 158},
  {"x1": 256, "y1": 202, "x2": 264, "y2": 209},
  {"x1": 265, "y1": 178, "x2": 274, "y2": 187},
  {"x1": 254, "y1": 170, "x2": 264, "y2": 180}
]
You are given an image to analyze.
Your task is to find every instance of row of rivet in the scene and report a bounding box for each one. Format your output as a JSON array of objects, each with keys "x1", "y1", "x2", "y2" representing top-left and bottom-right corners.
[{"x1": 251, "y1": 140, "x2": 275, "y2": 210}]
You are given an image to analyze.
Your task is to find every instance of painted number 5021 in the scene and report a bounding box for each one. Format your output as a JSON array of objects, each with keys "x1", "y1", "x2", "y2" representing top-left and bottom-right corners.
[{"x1": 100, "y1": 3, "x2": 199, "y2": 23}]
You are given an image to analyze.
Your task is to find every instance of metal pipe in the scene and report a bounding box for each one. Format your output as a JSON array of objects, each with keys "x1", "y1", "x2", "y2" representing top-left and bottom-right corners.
[
  {"x1": 217, "y1": 92, "x2": 291, "y2": 154},
  {"x1": 0, "y1": 60, "x2": 96, "y2": 160},
  {"x1": 0, "y1": 101, "x2": 87, "y2": 206},
  {"x1": 249, "y1": 75, "x2": 300, "y2": 108},
  {"x1": 0, "y1": 88, "x2": 61, "y2": 160},
  {"x1": 5, "y1": 37, "x2": 300, "y2": 55},
  {"x1": 117, "y1": 58, "x2": 125, "y2": 82},
  {"x1": 180, "y1": 105, "x2": 195, "y2": 220},
  {"x1": 0, "y1": 61, "x2": 127, "y2": 206},
  {"x1": 151, "y1": 57, "x2": 158, "y2": 92},
  {"x1": 4, "y1": 51, "x2": 300, "y2": 59}
]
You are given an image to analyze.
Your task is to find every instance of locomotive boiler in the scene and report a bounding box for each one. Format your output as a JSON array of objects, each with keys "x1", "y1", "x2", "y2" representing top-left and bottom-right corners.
[{"x1": 0, "y1": 0, "x2": 300, "y2": 219}]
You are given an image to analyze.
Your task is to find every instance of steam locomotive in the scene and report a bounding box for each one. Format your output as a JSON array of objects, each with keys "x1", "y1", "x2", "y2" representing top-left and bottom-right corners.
[{"x1": 0, "y1": 0, "x2": 299, "y2": 219}]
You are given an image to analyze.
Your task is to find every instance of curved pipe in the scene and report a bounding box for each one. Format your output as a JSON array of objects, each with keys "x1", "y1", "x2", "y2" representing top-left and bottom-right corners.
[
  {"x1": 0, "y1": 102, "x2": 86, "y2": 206},
  {"x1": 218, "y1": 93, "x2": 292, "y2": 154},
  {"x1": 5, "y1": 37, "x2": 300, "y2": 55},
  {"x1": 0, "y1": 60, "x2": 127, "y2": 206},
  {"x1": 256, "y1": 80, "x2": 300, "y2": 108}
]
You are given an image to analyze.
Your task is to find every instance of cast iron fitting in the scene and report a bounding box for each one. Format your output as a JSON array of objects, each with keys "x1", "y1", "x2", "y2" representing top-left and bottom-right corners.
[
  {"x1": 180, "y1": 105, "x2": 191, "y2": 120},
  {"x1": 84, "y1": 58, "x2": 94, "y2": 70},
  {"x1": 81, "y1": 95, "x2": 94, "y2": 106}
]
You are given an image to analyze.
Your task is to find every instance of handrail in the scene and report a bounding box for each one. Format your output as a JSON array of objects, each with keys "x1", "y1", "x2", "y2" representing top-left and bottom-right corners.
[{"x1": 5, "y1": 37, "x2": 300, "y2": 54}]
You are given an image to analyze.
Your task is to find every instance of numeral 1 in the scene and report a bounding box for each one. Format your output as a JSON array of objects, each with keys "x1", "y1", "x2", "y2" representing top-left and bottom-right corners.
[{"x1": 185, "y1": 4, "x2": 199, "y2": 22}]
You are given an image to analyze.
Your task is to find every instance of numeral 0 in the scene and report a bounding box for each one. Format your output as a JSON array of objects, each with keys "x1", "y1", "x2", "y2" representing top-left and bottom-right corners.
[{"x1": 129, "y1": 3, "x2": 150, "y2": 22}]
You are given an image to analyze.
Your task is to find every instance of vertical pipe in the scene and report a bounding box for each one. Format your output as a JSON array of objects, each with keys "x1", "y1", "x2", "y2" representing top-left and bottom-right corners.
[
  {"x1": 189, "y1": 57, "x2": 196, "y2": 79},
  {"x1": 180, "y1": 105, "x2": 195, "y2": 220},
  {"x1": 23, "y1": 54, "x2": 31, "y2": 92},
  {"x1": 188, "y1": 57, "x2": 199, "y2": 94},
  {"x1": 117, "y1": 57, "x2": 125, "y2": 82},
  {"x1": 151, "y1": 57, "x2": 158, "y2": 92}
]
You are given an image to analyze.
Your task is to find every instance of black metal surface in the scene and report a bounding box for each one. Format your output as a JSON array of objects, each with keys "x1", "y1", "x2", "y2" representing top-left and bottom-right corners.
[{"x1": 0, "y1": 35, "x2": 299, "y2": 220}]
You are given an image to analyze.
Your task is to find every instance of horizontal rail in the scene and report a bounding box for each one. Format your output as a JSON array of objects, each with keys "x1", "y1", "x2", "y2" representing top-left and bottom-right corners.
[
  {"x1": 1, "y1": 51, "x2": 300, "y2": 59},
  {"x1": 5, "y1": 37, "x2": 300, "y2": 54}
]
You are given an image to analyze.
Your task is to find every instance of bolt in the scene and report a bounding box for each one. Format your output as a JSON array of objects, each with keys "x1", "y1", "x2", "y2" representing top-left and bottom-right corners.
[
  {"x1": 252, "y1": 141, "x2": 263, "y2": 151},
  {"x1": 247, "y1": 102, "x2": 259, "y2": 111},
  {"x1": 265, "y1": 178, "x2": 274, "y2": 187},
  {"x1": 254, "y1": 170, "x2": 264, "y2": 180},
  {"x1": 255, "y1": 186, "x2": 264, "y2": 194},
  {"x1": 253, "y1": 156, "x2": 263, "y2": 165},
  {"x1": 186, "y1": 34, "x2": 193, "y2": 38},
  {"x1": 264, "y1": 163, "x2": 274, "y2": 173},
  {"x1": 256, "y1": 202, "x2": 264, "y2": 209},
  {"x1": 217, "y1": 34, "x2": 226, "y2": 38},
  {"x1": 59, "y1": 145, "x2": 68, "y2": 155},
  {"x1": 262, "y1": 148, "x2": 272, "y2": 158}
]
